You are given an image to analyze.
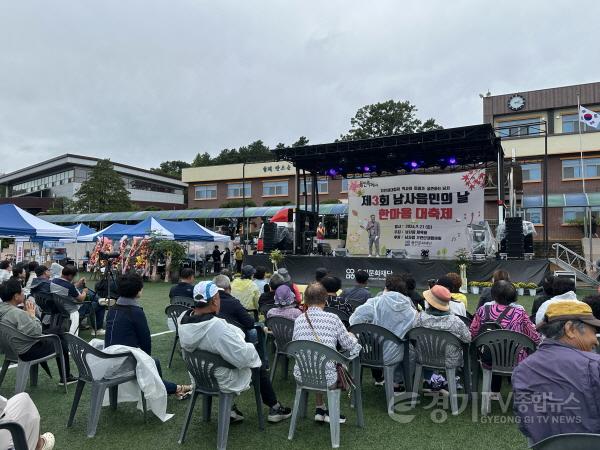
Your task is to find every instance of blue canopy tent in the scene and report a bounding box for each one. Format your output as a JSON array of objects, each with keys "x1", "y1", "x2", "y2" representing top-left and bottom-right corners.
[
  {"x1": 77, "y1": 223, "x2": 134, "y2": 242},
  {"x1": 0, "y1": 204, "x2": 77, "y2": 240},
  {"x1": 65, "y1": 223, "x2": 97, "y2": 236},
  {"x1": 124, "y1": 217, "x2": 230, "y2": 242}
]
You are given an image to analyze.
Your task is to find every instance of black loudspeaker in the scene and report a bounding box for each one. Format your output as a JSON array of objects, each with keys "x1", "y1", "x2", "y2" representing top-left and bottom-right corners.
[
  {"x1": 263, "y1": 223, "x2": 278, "y2": 252},
  {"x1": 505, "y1": 217, "x2": 524, "y2": 257}
]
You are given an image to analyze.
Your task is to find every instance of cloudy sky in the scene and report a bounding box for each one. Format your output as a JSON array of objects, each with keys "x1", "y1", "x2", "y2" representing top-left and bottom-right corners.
[{"x1": 0, "y1": 1, "x2": 597, "y2": 173}]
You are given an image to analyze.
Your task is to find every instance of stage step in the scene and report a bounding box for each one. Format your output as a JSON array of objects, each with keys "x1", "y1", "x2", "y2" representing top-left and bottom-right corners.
[{"x1": 534, "y1": 240, "x2": 583, "y2": 258}]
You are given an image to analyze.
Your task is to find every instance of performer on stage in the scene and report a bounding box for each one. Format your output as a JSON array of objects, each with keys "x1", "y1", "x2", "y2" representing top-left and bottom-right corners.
[
  {"x1": 316, "y1": 222, "x2": 326, "y2": 255},
  {"x1": 365, "y1": 214, "x2": 380, "y2": 257}
]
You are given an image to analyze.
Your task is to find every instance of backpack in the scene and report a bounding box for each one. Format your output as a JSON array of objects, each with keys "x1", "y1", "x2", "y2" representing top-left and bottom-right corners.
[{"x1": 479, "y1": 305, "x2": 513, "y2": 335}]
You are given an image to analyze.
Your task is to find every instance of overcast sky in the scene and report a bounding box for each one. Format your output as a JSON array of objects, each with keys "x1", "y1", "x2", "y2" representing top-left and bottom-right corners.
[{"x1": 0, "y1": 1, "x2": 598, "y2": 173}]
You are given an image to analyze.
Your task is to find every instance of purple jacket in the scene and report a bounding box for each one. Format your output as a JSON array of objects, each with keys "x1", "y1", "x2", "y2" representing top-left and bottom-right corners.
[{"x1": 512, "y1": 339, "x2": 600, "y2": 445}]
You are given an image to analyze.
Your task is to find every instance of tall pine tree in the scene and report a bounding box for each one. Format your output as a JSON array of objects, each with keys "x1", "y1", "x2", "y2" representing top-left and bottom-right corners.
[{"x1": 74, "y1": 159, "x2": 133, "y2": 213}]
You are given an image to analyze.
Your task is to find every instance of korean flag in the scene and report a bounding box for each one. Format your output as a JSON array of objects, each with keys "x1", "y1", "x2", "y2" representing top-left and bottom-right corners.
[{"x1": 579, "y1": 106, "x2": 600, "y2": 129}]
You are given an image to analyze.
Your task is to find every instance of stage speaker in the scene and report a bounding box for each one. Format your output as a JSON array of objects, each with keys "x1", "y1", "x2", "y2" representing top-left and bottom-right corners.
[
  {"x1": 262, "y1": 222, "x2": 278, "y2": 252},
  {"x1": 505, "y1": 217, "x2": 524, "y2": 257},
  {"x1": 390, "y1": 249, "x2": 408, "y2": 259},
  {"x1": 334, "y1": 248, "x2": 348, "y2": 257}
]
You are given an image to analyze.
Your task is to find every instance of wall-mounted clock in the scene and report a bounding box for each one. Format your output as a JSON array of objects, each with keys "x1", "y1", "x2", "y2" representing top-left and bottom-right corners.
[{"x1": 508, "y1": 94, "x2": 526, "y2": 111}]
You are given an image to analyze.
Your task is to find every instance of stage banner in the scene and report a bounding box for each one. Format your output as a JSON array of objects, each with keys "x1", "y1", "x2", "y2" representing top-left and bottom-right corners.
[{"x1": 346, "y1": 170, "x2": 486, "y2": 257}]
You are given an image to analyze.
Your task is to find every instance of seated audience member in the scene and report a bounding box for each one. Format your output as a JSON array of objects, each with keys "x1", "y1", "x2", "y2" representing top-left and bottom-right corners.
[
  {"x1": 0, "y1": 393, "x2": 54, "y2": 450},
  {"x1": 276, "y1": 268, "x2": 301, "y2": 302},
  {"x1": 401, "y1": 273, "x2": 425, "y2": 311},
  {"x1": 339, "y1": 270, "x2": 371, "y2": 307},
  {"x1": 444, "y1": 272, "x2": 468, "y2": 308},
  {"x1": 0, "y1": 260, "x2": 12, "y2": 283},
  {"x1": 530, "y1": 274, "x2": 555, "y2": 317},
  {"x1": 169, "y1": 268, "x2": 195, "y2": 300},
  {"x1": 213, "y1": 275, "x2": 254, "y2": 330},
  {"x1": 104, "y1": 272, "x2": 192, "y2": 400},
  {"x1": 469, "y1": 281, "x2": 541, "y2": 397},
  {"x1": 253, "y1": 266, "x2": 268, "y2": 294},
  {"x1": 321, "y1": 276, "x2": 352, "y2": 316},
  {"x1": 51, "y1": 265, "x2": 105, "y2": 335},
  {"x1": 584, "y1": 294, "x2": 600, "y2": 319},
  {"x1": 0, "y1": 279, "x2": 75, "y2": 385},
  {"x1": 350, "y1": 274, "x2": 416, "y2": 389},
  {"x1": 315, "y1": 267, "x2": 329, "y2": 283},
  {"x1": 10, "y1": 263, "x2": 27, "y2": 287},
  {"x1": 534, "y1": 277, "x2": 581, "y2": 326},
  {"x1": 513, "y1": 301, "x2": 600, "y2": 445},
  {"x1": 435, "y1": 275, "x2": 467, "y2": 317},
  {"x1": 179, "y1": 281, "x2": 292, "y2": 423},
  {"x1": 293, "y1": 283, "x2": 361, "y2": 423},
  {"x1": 414, "y1": 285, "x2": 471, "y2": 368},
  {"x1": 30, "y1": 265, "x2": 51, "y2": 295},
  {"x1": 266, "y1": 285, "x2": 302, "y2": 321},
  {"x1": 476, "y1": 270, "x2": 511, "y2": 310},
  {"x1": 231, "y1": 265, "x2": 260, "y2": 312},
  {"x1": 219, "y1": 268, "x2": 234, "y2": 281},
  {"x1": 23, "y1": 261, "x2": 39, "y2": 297},
  {"x1": 49, "y1": 262, "x2": 63, "y2": 280},
  {"x1": 258, "y1": 272, "x2": 286, "y2": 313}
]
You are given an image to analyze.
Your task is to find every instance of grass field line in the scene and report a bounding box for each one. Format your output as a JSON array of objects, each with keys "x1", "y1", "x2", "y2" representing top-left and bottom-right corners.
[{"x1": 5, "y1": 329, "x2": 174, "y2": 371}]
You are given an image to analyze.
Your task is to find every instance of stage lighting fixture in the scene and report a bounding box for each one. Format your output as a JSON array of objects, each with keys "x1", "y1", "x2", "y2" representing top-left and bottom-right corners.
[
  {"x1": 327, "y1": 168, "x2": 337, "y2": 176},
  {"x1": 410, "y1": 161, "x2": 418, "y2": 169},
  {"x1": 449, "y1": 157, "x2": 457, "y2": 165},
  {"x1": 363, "y1": 166, "x2": 371, "y2": 172}
]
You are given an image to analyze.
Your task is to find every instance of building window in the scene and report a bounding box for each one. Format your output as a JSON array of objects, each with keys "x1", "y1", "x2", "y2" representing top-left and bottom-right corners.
[
  {"x1": 194, "y1": 184, "x2": 217, "y2": 200},
  {"x1": 497, "y1": 119, "x2": 542, "y2": 138},
  {"x1": 341, "y1": 178, "x2": 349, "y2": 192},
  {"x1": 562, "y1": 113, "x2": 600, "y2": 134},
  {"x1": 562, "y1": 158, "x2": 600, "y2": 180},
  {"x1": 521, "y1": 163, "x2": 541, "y2": 182},
  {"x1": 563, "y1": 207, "x2": 585, "y2": 224},
  {"x1": 524, "y1": 208, "x2": 543, "y2": 224},
  {"x1": 300, "y1": 178, "x2": 329, "y2": 195},
  {"x1": 227, "y1": 182, "x2": 251, "y2": 199},
  {"x1": 263, "y1": 180, "x2": 288, "y2": 197}
]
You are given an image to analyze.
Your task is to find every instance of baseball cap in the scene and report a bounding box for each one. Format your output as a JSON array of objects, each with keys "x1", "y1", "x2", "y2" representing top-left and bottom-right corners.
[
  {"x1": 540, "y1": 301, "x2": 600, "y2": 329},
  {"x1": 193, "y1": 281, "x2": 222, "y2": 304},
  {"x1": 241, "y1": 265, "x2": 256, "y2": 278}
]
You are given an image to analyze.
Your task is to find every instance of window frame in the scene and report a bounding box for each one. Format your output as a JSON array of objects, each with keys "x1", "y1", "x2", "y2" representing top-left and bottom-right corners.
[
  {"x1": 521, "y1": 162, "x2": 542, "y2": 183},
  {"x1": 562, "y1": 158, "x2": 600, "y2": 180},
  {"x1": 262, "y1": 180, "x2": 289, "y2": 197},
  {"x1": 523, "y1": 208, "x2": 543, "y2": 225},
  {"x1": 226, "y1": 182, "x2": 252, "y2": 199},
  {"x1": 194, "y1": 184, "x2": 218, "y2": 201},
  {"x1": 300, "y1": 177, "x2": 329, "y2": 195}
]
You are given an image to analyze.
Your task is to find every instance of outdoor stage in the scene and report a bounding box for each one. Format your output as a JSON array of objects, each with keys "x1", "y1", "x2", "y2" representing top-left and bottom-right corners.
[{"x1": 244, "y1": 254, "x2": 550, "y2": 289}]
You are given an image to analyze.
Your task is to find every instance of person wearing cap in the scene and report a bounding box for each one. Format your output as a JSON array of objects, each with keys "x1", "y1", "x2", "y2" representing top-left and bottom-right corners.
[
  {"x1": 231, "y1": 265, "x2": 261, "y2": 312},
  {"x1": 276, "y1": 268, "x2": 302, "y2": 303},
  {"x1": 104, "y1": 272, "x2": 192, "y2": 400},
  {"x1": 414, "y1": 284, "x2": 471, "y2": 369},
  {"x1": 178, "y1": 280, "x2": 292, "y2": 424},
  {"x1": 266, "y1": 285, "x2": 302, "y2": 321},
  {"x1": 512, "y1": 301, "x2": 600, "y2": 445}
]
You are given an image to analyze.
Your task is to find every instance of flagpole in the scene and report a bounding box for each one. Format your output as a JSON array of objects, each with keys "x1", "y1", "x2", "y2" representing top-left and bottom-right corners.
[{"x1": 578, "y1": 94, "x2": 586, "y2": 194}]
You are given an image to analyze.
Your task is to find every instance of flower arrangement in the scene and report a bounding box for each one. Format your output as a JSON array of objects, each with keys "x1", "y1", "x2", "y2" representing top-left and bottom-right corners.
[{"x1": 269, "y1": 249, "x2": 284, "y2": 271}]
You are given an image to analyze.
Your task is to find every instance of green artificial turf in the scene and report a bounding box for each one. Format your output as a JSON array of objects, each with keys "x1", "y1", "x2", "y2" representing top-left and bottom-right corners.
[{"x1": 1, "y1": 280, "x2": 580, "y2": 450}]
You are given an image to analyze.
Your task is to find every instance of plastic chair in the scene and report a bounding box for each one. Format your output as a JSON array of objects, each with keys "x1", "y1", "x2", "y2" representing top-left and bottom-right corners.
[
  {"x1": 286, "y1": 340, "x2": 364, "y2": 449},
  {"x1": 64, "y1": 333, "x2": 143, "y2": 438},
  {"x1": 323, "y1": 307, "x2": 350, "y2": 328},
  {"x1": 265, "y1": 317, "x2": 295, "y2": 382},
  {"x1": 178, "y1": 349, "x2": 264, "y2": 449},
  {"x1": 32, "y1": 292, "x2": 60, "y2": 326},
  {"x1": 0, "y1": 420, "x2": 29, "y2": 450},
  {"x1": 530, "y1": 433, "x2": 600, "y2": 449},
  {"x1": 0, "y1": 322, "x2": 67, "y2": 394},
  {"x1": 407, "y1": 327, "x2": 472, "y2": 415},
  {"x1": 170, "y1": 296, "x2": 194, "y2": 307},
  {"x1": 164, "y1": 304, "x2": 190, "y2": 368},
  {"x1": 471, "y1": 329, "x2": 536, "y2": 415},
  {"x1": 349, "y1": 323, "x2": 410, "y2": 413}
]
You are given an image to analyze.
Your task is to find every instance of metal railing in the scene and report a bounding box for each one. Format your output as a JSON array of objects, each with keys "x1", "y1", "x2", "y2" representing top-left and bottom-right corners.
[{"x1": 552, "y1": 242, "x2": 594, "y2": 277}]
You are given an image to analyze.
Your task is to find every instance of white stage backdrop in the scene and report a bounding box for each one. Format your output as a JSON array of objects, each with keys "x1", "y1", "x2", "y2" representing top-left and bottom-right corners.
[{"x1": 346, "y1": 170, "x2": 486, "y2": 257}]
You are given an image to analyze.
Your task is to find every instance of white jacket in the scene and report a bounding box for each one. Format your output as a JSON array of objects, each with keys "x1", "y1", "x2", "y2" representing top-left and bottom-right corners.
[{"x1": 178, "y1": 315, "x2": 261, "y2": 394}]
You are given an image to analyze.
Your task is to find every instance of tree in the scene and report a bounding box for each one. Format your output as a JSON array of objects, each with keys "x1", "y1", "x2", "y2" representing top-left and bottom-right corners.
[
  {"x1": 263, "y1": 199, "x2": 292, "y2": 206},
  {"x1": 340, "y1": 100, "x2": 442, "y2": 141},
  {"x1": 191, "y1": 152, "x2": 211, "y2": 167},
  {"x1": 292, "y1": 136, "x2": 309, "y2": 147},
  {"x1": 74, "y1": 159, "x2": 133, "y2": 213},
  {"x1": 45, "y1": 197, "x2": 76, "y2": 215},
  {"x1": 219, "y1": 199, "x2": 257, "y2": 208},
  {"x1": 150, "y1": 160, "x2": 191, "y2": 178}
]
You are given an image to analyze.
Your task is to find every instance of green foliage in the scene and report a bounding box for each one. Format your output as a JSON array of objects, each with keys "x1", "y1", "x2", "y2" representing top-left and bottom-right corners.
[
  {"x1": 263, "y1": 199, "x2": 292, "y2": 206},
  {"x1": 340, "y1": 99, "x2": 442, "y2": 141},
  {"x1": 45, "y1": 197, "x2": 76, "y2": 215},
  {"x1": 292, "y1": 136, "x2": 309, "y2": 147},
  {"x1": 74, "y1": 159, "x2": 133, "y2": 213},
  {"x1": 320, "y1": 199, "x2": 342, "y2": 204},
  {"x1": 144, "y1": 205, "x2": 161, "y2": 211},
  {"x1": 191, "y1": 152, "x2": 212, "y2": 167},
  {"x1": 150, "y1": 160, "x2": 191, "y2": 178},
  {"x1": 191, "y1": 140, "x2": 274, "y2": 167},
  {"x1": 219, "y1": 199, "x2": 257, "y2": 208}
]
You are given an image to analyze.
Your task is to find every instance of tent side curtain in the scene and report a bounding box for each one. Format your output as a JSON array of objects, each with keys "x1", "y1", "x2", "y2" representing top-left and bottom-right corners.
[{"x1": 39, "y1": 204, "x2": 351, "y2": 223}]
